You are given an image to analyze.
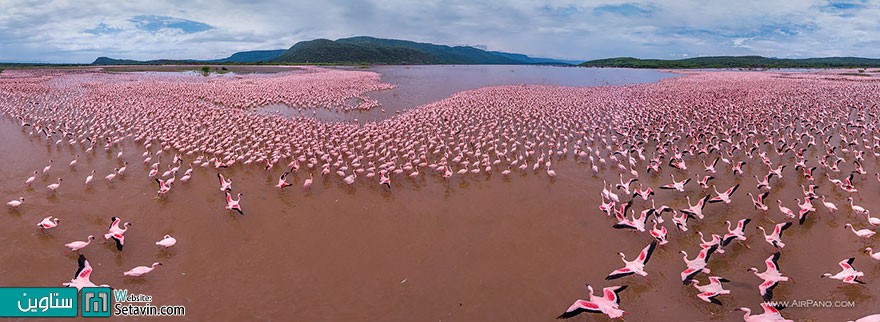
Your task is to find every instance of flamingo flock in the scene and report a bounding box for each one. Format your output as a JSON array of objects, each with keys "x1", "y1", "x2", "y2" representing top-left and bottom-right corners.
[{"x1": 2, "y1": 67, "x2": 880, "y2": 321}]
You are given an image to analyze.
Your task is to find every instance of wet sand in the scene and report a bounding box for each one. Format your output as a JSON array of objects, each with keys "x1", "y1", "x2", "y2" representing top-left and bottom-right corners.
[{"x1": 1, "y1": 68, "x2": 879, "y2": 322}]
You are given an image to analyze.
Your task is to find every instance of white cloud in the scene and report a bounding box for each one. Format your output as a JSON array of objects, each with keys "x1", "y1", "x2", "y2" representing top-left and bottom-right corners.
[
  {"x1": 732, "y1": 38, "x2": 750, "y2": 48},
  {"x1": 0, "y1": 0, "x2": 878, "y2": 63}
]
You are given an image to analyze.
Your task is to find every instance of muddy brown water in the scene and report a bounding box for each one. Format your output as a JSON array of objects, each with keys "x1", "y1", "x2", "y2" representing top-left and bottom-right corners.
[
  {"x1": 255, "y1": 65, "x2": 676, "y2": 123},
  {"x1": 1, "y1": 72, "x2": 879, "y2": 322}
]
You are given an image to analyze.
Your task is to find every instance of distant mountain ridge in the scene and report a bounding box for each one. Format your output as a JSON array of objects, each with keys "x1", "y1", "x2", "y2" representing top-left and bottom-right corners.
[
  {"x1": 210, "y1": 50, "x2": 287, "y2": 63},
  {"x1": 93, "y1": 49, "x2": 287, "y2": 65},
  {"x1": 580, "y1": 56, "x2": 880, "y2": 68},
  {"x1": 92, "y1": 57, "x2": 199, "y2": 65},
  {"x1": 487, "y1": 51, "x2": 582, "y2": 65},
  {"x1": 91, "y1": 36, "x2": 577, "y2": 65},
  {"x1": 270, "y1": 36, "x2": 575, "y2": 65}
]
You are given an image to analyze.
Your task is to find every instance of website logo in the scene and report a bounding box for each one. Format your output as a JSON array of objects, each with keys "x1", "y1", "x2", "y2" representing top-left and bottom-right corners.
[
  {"x1": 0, "y1": 287, "x2": 78, "y2": 317},
  {"x1": 81, "y1": 287, "x2": 112, "y2": 317}
]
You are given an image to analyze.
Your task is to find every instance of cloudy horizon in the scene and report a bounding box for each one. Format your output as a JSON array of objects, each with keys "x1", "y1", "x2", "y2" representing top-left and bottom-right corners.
[{"x1": 1, "y1": 0, "x2": 878, "y2": 63}]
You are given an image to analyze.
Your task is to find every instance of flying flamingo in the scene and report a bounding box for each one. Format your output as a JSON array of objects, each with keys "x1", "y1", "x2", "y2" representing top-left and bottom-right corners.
[
  {"x1": 748, "y1": 252, "x2": 789, "y2": 301},
  {"x1": 697, "y1": 175, "x2": 714, "y2": 189},
  {"x1": 379, "y1": 171, "x2": 391, "y2": 189},
  {"x1": 738, "y1": 303, "x2": 792, "y2": 322},
  {"x1": 681, "y1": 195, "x2": 710, "y2": 220},
  {"x1": 659, "y1": 174, "x2": 690, "y2": 192},
  {"x1": 63, "y1": 254, "x2": 110, "y2": 290},
  {"x1": 217, "y1": 173, "x2": 232, "y2": 192},
  {"x1": 758, "y1": 222, "x2": 792, "y2": 249},
  {"x1": 225, "y1": 191, "x2": 244, "y2": 215},
  {"x1": 721, "y1": 218, "x2": 751, "y2": 248},
  {"x1": 104, "y1": 216, "x2": 131, "y2": 251},
  {"x1": 690, "y1": 276, "x2": 731, "y2": 305},
  {"x1": 708, "y1": 184, "x2": 739, "y2": 204},
  {"x1": 650, "y1": 220, "x2": 668, "y2": 245},
  {"x1": 795, "y1": 197, "x2": 815, "y2": 225},
  {"x1": 275, "y1": 171, "x2": 292, "y2": 189},
  {"x1": 557, "y1": 284, "x2": 628, "y2": 319},
  {"x1": 672, "y1": 210, "x2": 694, "y2": 232},
  {"x1": 680, "y1": 245, "x2": 718, "y2": 284},
  {"x1": 605, "y1": 241, "x2": 657, "y2": 280},
  {"x1": 698, "y1": 232, "x2": 725, "y2": 254},
  {"x1": 155, "y1": 178, "x2": 172, "y2": 195},
  {"x1": 821, "y1": 257, "x2": 865, "y2": 285}
]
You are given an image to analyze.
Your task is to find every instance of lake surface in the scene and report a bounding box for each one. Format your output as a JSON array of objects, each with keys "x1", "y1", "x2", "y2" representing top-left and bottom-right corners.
[
  {"x1": 256, "y1": 65, "x2": 675, "y2": 122},
  {"x1": 2, "y1": 67, "x2": 877, "y2": 322}
]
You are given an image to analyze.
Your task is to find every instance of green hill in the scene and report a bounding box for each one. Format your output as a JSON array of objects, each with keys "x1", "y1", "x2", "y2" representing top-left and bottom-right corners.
[
  {"x1": 270, "y1": 36, "x2": 573, "y2": 65},
  {"x1": 210, "y1": 50, "x2": 286, "y2": 63},
  {"x1": 92, "y1": 49, "x2": 286, "y2": 65},
  {"x1": 580, "y1": 56, "x2": 880, "y2": 69},
  {"x1": 270, "y1": 38, "x2": 438, "y2": 64}
]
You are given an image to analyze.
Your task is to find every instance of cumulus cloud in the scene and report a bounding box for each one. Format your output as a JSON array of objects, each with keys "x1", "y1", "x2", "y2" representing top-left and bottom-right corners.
[{"x1": 0, "y1": 0, "x2": 878, "y2": 63}]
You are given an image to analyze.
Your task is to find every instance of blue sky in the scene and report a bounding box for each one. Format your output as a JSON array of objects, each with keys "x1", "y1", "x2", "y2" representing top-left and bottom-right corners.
[{"x1": 0, "y1": 0, "x2": 878, "y2": 63}]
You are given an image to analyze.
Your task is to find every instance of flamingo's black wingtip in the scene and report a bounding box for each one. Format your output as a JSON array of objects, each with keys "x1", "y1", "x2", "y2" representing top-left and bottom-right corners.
[{"x1": 113, "y1": 237, "x2": 124, "y2": 251}]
